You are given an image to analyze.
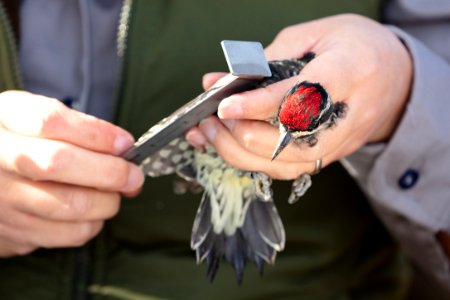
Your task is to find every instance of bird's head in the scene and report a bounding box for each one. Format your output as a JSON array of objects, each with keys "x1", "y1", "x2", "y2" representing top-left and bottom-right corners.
[{"x1": 271, "y1": 81, "x2": 332, "y2": 160}]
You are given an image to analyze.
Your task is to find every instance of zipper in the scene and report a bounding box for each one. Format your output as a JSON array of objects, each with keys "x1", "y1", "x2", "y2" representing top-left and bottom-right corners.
[
  {"x1": 70, "y1": 1, "x2": 134, "y2": 299},
  {"x1": 72, "y1": 242, "x2": 94, "y2": 300},
  {"x1": 112, "y1": 0, "x2": 133, "y2": 122},
  {"x1": 0, "y1": 0, "x2": 23, "y2": 90},
  {"x1": 71, "y1": 1, "x2": 133, "y2": 299},
  {"x1": 117, "y1": 0, "x2": 132, "y2": 59}
]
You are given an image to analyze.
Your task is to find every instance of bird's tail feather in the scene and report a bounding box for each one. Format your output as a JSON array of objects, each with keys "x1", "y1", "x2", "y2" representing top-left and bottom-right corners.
[{"x1": 191, "y1": 192, "x2": 285, "y2": 284}]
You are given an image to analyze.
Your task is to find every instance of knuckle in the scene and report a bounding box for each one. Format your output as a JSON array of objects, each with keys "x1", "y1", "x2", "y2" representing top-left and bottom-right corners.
[
  {"x1": 28, "y1": 193, "x2": 57, "y2": 219},
  {"x1": 20, "y1": 145, "x2": 72, "y2": 180},
  {"x1": 64, "y1": 190, "x2": 93, "y2": 220},
  {"x1": 27, "y1": 189, "x2": 90, "y2": 222},
  {"x1": 39, "y1": 101, "x2": 67, "y2": 136},
  {"x1": 39, "y1": 146, "x2": 72, "y2": 178},
  {"x1": 106, "y1": 160, "x2": 130, "y2": 190},
  {"x1": 56, "y1": 189, "x2": 120, "y2": 221},
  {"x1": 80, "y1": 117, "x2": 117, "y2": 151},
  {"x1": 240, "y1": 131, "x2": 256, "y2": 150},
  {"x1": 276, "y1": 25, "x2": 295, "y2": 40}
]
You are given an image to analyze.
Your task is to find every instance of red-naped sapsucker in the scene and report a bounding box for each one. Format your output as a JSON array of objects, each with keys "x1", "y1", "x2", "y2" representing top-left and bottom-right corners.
[{"x1": 139, "y1": 53, "x2": 345, "y2": 284}]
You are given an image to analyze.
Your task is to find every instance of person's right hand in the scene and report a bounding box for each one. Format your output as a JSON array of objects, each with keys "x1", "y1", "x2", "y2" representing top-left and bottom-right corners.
[
  {"x1": 0, "y1": 91, "x2": 144, "y2": 257},
  {"x1": 187, "y1": 14, "x2": 412, "y2": 180}
]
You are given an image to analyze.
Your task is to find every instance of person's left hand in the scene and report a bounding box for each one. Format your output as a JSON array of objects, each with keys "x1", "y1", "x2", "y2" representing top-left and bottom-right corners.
[{"x1": 186, "y1": 14, "x2": 412, "y2": 180}]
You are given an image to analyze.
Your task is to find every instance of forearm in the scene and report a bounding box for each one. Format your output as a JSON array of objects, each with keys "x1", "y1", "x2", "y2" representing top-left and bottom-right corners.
[{"x1": 342, "y1": 25, "x2": 450, "y2": 288}]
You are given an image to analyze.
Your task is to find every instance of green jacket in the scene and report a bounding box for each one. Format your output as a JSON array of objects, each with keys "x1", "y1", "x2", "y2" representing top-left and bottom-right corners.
[{"x1": 0, "y1": 1, "x2": 411, "y2": 299}]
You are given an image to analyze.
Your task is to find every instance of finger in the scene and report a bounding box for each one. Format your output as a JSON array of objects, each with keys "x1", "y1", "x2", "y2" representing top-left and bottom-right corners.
[
  {"x1": 122, "y1": 186, "x2": 143, "y2": 198},
  {"x1": 222, "y1": 119, "x2": 327, "y2": 163},
  {"x1": 185, "y1": 127, "x2": 207, "y2": 150},
  {"x1": 199, "y1": 116, "x2": 319, "y2": 180},
  {"x1": 0, "y1": 197, "x2": 104, "y2": 249},
  {"x1": 36, "y1": 220, "x2": 103, "y2": 248},
  {"x1": 0, "y1": 238, "x2": 36, "y2": 257},
  {"x1": 218, "y1": 76, "x2": 298, "y2": 120},
  {"x1": 202, "y1": 72, "x2": 227, "y2": 90},
  {"x1": 223, "y1": 118, "x2": 350, "y2": 167},
  {"x1": 0, "y1": 130, "x2": 144, "y2": 193},
  {"x1": 0, "y1": 91, "x2": 134, "y2": 155},
  {"x1": 203, "y1": 117, "x2": 343, "y2": 177},
  {"x1": 1, "y1": 172, "x2": 120, "y2": 221},
  {"x1": 3, "y1": 212, "x2": 104, "y2": 248},
  {"x1": 221, "y1": 119, "x2": 280, "y2": 159}
]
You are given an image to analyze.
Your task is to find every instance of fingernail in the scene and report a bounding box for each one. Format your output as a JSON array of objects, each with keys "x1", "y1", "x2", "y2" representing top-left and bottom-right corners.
[
  {"x1": 199, "y1": 119, "x2": 217, "y2": 141},
  {"x1": 218, "y1": 97, "x2": 243, "y2": 118},
  {"x1": 114, "y1": 134, "x2": 134, "y2": 155},
  {"x1": 222, "y1": 119, "x2": 235, "y2": 131},
  {"x1": 124, "y1": 164, "x2": 144, "y2": 192}
]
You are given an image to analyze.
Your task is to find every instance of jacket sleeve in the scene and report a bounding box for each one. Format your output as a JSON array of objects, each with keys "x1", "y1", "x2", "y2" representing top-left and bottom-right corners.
[{"x1": 341, "y1": 26, "x2": 450, "y2": 288}]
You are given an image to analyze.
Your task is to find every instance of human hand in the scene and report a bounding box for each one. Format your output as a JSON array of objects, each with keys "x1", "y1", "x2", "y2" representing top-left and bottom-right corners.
[
  {"x1": 186, "y1": 14, "x2": 412, "y2": 179},
  {"x1": 0, "y1": 91, "x2": 144, "y2": 257}
]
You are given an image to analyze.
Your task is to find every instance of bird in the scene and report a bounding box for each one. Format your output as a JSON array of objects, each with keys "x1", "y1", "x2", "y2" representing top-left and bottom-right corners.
[
  {"x1": 137, "y1": 52, "x2": 344, "y2": 284},
  {"x1": 272, "y1": 81, "x2": 347, "y2": 159},
  {"x1": 270, "y1": 81, "x2": 348, "y2": 203}
]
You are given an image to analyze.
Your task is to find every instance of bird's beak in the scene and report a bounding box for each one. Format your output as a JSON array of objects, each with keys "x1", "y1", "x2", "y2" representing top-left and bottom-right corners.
[{"x1": 271, "y1": 127, "x2": 291, "y2": 161}]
